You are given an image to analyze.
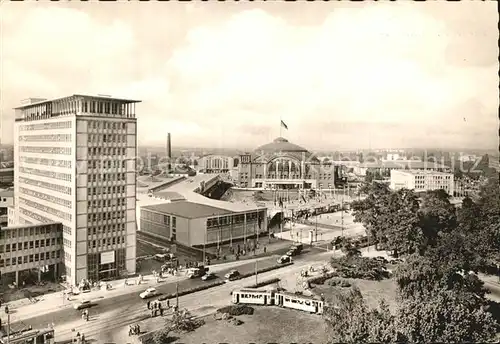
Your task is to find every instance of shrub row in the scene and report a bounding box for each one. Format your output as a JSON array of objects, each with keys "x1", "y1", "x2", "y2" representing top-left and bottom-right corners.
[
  {"x1": 325, "y1": 278, "x2": 352, "y2": 288},
  {"x1": 237, "y1": 262, "x2": 293, "y2": 280},
  {"x1": 160, "y1": 280, "x2": 226, "y2": 300},
  {"x1": 244, "y1": 277, "x2": 281, "y2": 289},
  {"x1": 217, "y1": 304, "x2": 255, "y2": 316},
  {"x1": 308, "y1": 271, "x2": 337, "y2": 286}
]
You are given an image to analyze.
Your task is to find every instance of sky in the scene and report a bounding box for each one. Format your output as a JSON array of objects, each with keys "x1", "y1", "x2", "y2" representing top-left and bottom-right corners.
[{"x1": 0, "y1": 2, "x2": 498, "y2": 151}]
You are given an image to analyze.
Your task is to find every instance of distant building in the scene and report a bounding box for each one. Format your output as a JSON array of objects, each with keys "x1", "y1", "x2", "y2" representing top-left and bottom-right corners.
[
  {"x1": 355, "y1": 160, "x2": 450, "y2": 176},
  {"x1": 457, "y1": 154, "x2": 478, "y2": 162},
  {"x1": 390, "y1": 170, "x2": 454, "y2": 195},
  {"x1": 0, "y1": 166, "x2": 14, "y2": 184},
  {"x1": 0, "y1": 190, "x2": 14, "y2": 226},
  {"x1": 0, "y1": 222, "x2": 63, "y2": 286},
  {"x1": 197, "y1": 154, "x2": 235, "y2": 174},
  {"x1": 140, "y1": 200, "x2": 267, "y2": 247},
  {"x1": 13, "y1": 94, "x2": 139, "y2": 285},
  {"x1": 237, "y1": 137, "x2": 344, "y2": 190},
  {"x1": 489, "y1": 156, "x2": 500, "y2": 172},
  {"x1": 384, "y1": 153, "x2": 401, "y2": 161}
]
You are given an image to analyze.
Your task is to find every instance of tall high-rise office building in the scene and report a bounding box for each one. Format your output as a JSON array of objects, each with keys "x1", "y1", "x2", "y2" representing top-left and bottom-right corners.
[{"x1": 13, "y1": 95, "x2": 140, "y2": 285}]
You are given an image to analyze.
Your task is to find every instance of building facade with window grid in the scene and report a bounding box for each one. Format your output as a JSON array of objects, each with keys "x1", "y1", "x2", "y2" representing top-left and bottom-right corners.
[
  {"x1": 0, "y1": 222, "x2": 63, "y2": 285},
  {"x1": 390, "y1": 170, "x2": 455, "y2": 195},
  {"x1": 140, "y1": 201, "x2": 268, "y2": 248},
  {"x1": 14, "y1": 95, "x2": 139, "y2": 285}
]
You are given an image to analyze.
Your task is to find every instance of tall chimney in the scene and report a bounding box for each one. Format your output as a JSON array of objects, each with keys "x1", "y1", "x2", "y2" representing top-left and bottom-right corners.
[{"x1": 167, "y1": 133, "x2": 172, "y2": 171}]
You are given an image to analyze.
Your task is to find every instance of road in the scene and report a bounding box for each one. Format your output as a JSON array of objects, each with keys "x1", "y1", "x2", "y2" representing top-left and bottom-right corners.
[
  {"x1": 10, "y1": 248, "x2": 322, "y2": 335},
  {"x1": 52, "y1": 250, "x2": 331, "y2": 342}
]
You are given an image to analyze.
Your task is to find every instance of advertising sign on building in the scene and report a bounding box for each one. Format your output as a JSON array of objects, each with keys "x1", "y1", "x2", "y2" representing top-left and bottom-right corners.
[{"x1": 100, "y1": 251, "x2": 115, "y2": 265}]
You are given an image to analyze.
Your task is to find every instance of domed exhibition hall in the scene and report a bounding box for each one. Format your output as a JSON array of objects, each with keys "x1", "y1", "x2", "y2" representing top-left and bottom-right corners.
[{"x1": 237, "y1": 137, "x2": 343, "y2": 190}]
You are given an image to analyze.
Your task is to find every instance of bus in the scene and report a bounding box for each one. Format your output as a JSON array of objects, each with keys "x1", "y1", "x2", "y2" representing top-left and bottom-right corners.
[
  {"x1": 0, "y1": 328, "x2": 55, "y2": 344},
  {"x1": 274, "y1": 291, "x2": 324, "y2": 314},
  {"x1": 231, "y1": 289, "x2": 274, "y2": 305}
]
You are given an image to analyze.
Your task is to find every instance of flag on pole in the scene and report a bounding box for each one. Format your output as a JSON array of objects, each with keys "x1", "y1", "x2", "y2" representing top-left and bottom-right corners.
[{"x1": 280, "y1": 120, "x2": 288, "y2": 130}]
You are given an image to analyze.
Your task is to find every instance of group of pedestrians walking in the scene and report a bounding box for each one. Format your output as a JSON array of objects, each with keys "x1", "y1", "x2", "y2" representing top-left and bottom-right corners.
[
  {"x1": 147, "y1": 300, "x2": 166, "y2": 317},
  {"x1": 128, "y1": 324, "x2": 141, "y2": 336},
  {"x1": 81, "y1": 309, "x2": 90, "y2": 321}
]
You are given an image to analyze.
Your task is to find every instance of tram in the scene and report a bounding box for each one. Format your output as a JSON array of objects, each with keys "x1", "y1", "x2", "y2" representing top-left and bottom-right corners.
[
  {"x1": 231, "y1": 289, "x2": 324, "y2": 314},
  {"x1": 275, "y1": 291, "x2": 324, "y2": 314},
  {"x1": 231, "y1": 289, "x2": 274, "y2": 305}
]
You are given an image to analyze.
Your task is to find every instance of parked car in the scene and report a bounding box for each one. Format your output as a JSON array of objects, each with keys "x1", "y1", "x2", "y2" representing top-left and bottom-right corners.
[
  {"x1": 277, "y1": 255, "x2": 292, "y2": 264},
  {"x1": 139, "y1": 287, "x2": 159, "y2": 299},
  {"x1": 201, "y1": 272, "x2": 216, "y2": 281},
  {"x1": 224, "y1": 270, "x2": 240, "y2": 281},
  {"x1": 372, "y1": 256, "x2": 389, "y2": 264},
  {"x1": 73, "y1": 300, "x2": 94, "y2": 310}
]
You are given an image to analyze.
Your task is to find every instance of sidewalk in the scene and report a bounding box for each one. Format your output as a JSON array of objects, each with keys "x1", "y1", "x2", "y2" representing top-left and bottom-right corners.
[
  {"x1": 6, "y1": 257, "x2": 277, "y2": 324},
  {"x1": 205, "y1": 236, "x2": 293, "y2": 264}
]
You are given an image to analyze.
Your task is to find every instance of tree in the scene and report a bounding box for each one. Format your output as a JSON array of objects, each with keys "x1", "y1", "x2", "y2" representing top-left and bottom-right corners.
[
  {"x1": 352, "y1": 186, "x2": 422, "y2": 255},
  {"x1": 323, "y1": 287, "x2": 399, "y2": 343},
  {"x1": 152, "y1": 328, "x2": 174, "y2": 344},
  {"x1": 394, "y1": 254, "x2": 489, "y2": 301},
  {"x1": 397, "y1": 289, "x2": 499, "y2": 343},
  {"x1": 351, "y1": 183, "x2": 392, "y2": 249},
  {"x1": 169, "y1": 309, "x2": 205, "y2": 333},
  {"x1": 418, "y1": 189, "x2": 457, "y2": 247}
]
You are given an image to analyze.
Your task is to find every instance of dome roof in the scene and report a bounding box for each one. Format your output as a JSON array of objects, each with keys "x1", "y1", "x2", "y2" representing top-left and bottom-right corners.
[
  {"x1": 254, "y1": 137, "x2": 318, "y2": 162},
  {"x1": 255, "y1": 137, "x2": 309, "y2": 154}
]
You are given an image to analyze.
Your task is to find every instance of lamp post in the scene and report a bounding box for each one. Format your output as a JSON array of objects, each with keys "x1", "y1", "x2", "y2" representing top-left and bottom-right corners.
[
  {"x1": 5, "y1": 306, "x2": 10, "y2": 344},
  {"x1": 176, "y1": 281, "x2": 179, "y2": 310},
  {"x1": 255, "y1": 258, "x2": 258, "y2": 285},
  {"x1": 203, "y1": 223, "x2": 207, "y2": 265}
]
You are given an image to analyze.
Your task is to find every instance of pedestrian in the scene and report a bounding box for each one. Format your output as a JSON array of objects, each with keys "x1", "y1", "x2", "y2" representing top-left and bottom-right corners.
[
  {"x1": 129, "y1": 325, "x2": 133, "y2": 336},
  {"x1": 167, "y1": 299, "x2": 170, "y2": 308},
  {"x1": 147, "y1": 300, "x2": 151, "y2": 309},
  {"x1": 81, "y1": 334, "x2": 85, "y2": 344},
  {"x1": 136, "y1": 324, "x2": 141, "y2": 334},
  {"x1": 151, "y1": 309, "x2": 154, "y2": 318},
  {"x1": 86, "y1": 313, "x2": 89, "y2": 322},
  {"x1": 264, "y1": 246, "x2": 267, "y2": 253},
  {"x1": 158, "y1": 302, "x2": 162, "y2": 310}
]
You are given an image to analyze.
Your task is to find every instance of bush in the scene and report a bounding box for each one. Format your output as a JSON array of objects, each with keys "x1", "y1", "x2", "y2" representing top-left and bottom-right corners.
[
  {"x1": 217, "y1": 304, "x2": 255, "y2": 316},
  {"x1": 244, "y1": 278, "x2": 280, "y2": 288},
  {"x1": 329, "y1": 255, "x2": 389, "y2": 281},
  {"x1": 326, "y1": 278, "x2": 352, "y2": 288},
  {"x1": 308, "y1": 271, "x2": 337, "y2": 286}
]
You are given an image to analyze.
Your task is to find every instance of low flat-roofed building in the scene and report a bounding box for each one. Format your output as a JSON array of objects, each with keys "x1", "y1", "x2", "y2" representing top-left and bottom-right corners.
[
  {"x1": 390, "y1": 170, "x2": 454, "y2": 195},
  {"x1": 140, "y1": 200, "x2": 267, "y2": 247},
  {"x1": 0, "y1": 222, "x2": 63, "y2": 286}
]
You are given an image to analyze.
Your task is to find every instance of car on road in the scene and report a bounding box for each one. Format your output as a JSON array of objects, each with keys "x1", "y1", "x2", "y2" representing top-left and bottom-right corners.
[
  {"x1": 224, "y1": 270, "x2": 240, "y2": 282},
  {"x1": 139, "y1": 287, "x2": 159, "y2": 299},
  {"x1": 277, "y1": 255, "x2": 292, "y2": 264},
  {"x1": 286, "y1": 249, "x2": 299, "y2": 257},
  {"x1": 291, "y1": 243, "x2": 304, "y2": 253},
  {"x1": 201, "y1": 272, "x2": 216, "y2": 281},
  {"x1": 73, "y1": 300, "x2": 94, "y2": 310}
]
